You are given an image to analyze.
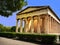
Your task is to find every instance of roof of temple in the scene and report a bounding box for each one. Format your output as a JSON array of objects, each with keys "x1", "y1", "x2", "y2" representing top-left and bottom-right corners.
[
  {"x1": 17, "y1": 6, "x2": 60, "y2": 21},
  {"x1": 17, "y1": 6, "x2": 49, "y2": 14}
]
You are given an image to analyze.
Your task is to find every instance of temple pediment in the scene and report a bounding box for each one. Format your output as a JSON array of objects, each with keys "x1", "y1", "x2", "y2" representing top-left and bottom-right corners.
[{"x1": 17, "y1": 6, "x2": 49, "y2": 14}]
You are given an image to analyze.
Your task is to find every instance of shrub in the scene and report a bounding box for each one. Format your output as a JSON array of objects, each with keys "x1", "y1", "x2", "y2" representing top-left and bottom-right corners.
[
  {"x1": 0, "y1": 32, "x2": 16, "y2": 38},
  {"x1": 59, "y1": 35, "x2": 60, "y2": 41},
  {"x1": 38, "y1": 34, "x2": 56, "y2": 44},
  {"x1": 0, "y1": 32, "x2": 56, "y2": 44},
  {"x1": 11, "y1": 26, "x2": 16, "y2": 32},
  {"x1": 16, "y1": 33, "x2": 56, "y2": 43}
]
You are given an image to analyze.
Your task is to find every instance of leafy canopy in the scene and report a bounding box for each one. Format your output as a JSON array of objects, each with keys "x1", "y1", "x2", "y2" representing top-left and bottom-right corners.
[{"x1": 0, "y1": 0, "x2": 27, "y2": 17}]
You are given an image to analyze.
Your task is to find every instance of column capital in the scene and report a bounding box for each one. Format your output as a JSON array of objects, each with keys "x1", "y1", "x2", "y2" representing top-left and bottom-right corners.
[
  {"x1": 30, "y1": 16, "x2": 34, "y2": 18},
  {"x1": 22, "y1": 17, "x2": 28, "y2": 21}
]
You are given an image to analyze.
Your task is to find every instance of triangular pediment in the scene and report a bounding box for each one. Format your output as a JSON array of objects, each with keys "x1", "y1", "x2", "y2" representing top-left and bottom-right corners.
[{"x1": 17, "y1": 6, "x2": 48, "y2": 14}]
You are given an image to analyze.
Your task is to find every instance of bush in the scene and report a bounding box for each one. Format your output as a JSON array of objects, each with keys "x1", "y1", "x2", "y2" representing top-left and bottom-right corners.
[
  {"x1": 11, "y1": 26, "x2": 16, "y2": 32},
  {"x1": 38, "y1": 34, "x2": 56, "y2": 44},
  {"x1": 0, "y1": 32, "x2": 16, "y2": 38},
  {"x1": 59, "y1": 35, "x2": 60, "y2": 41},
  {"x1": 0, "y1": 32, "x2": 56, "y2": 44}
]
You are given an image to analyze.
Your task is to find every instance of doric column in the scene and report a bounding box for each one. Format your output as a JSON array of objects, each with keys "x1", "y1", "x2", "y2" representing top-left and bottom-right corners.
[
  {"x1": 24, "y1": 18, "x2": 28, "y2": 32},
  {"x1": 24, "y1": 19, "x2": 26, "y2": 32},
  {"x1": 51, "y1": 17, "x2": 52, "y2": 31},
  {"x1": 53, "y1": 18, "x2": 54, "y2": 32},
  {"x1": 30, "y1": 17, "x2": 34, "y2": 33},
  {"x1": 40, "y1": 15, "x2": 45, "y2": 33},
  {"x1": 20, "y1": 19, "x2": 23, "y2": 33},
  {"x1": 51, "y1": 17, "x2": 53, "y2": 32},
  {"x1": 37, "y1": 16, "x2": 41, "y2": 33},
  {"x1": 49, "y1": 16, "x2": 50, "y2": 32},
  {"x1": 46, "y1": 15, "x2": 50, "y2": 34},
  {"x1": 16, "y1": 19, "x2": 19, "y2": 33},
  {"x1": 49, "y1": 15, "x2": 53, "y2": 33},
  {"x1": 50, "y1": 16, "x2": 52, "y2": 33},
  {"x1": 48, "y1": 15, "x2": 50, "y2": 34}
]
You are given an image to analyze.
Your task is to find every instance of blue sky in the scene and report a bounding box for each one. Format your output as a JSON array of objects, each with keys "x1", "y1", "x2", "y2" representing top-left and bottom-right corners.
[{"x1": 0, "y1": 0, "x2": 60, "y2": 26}]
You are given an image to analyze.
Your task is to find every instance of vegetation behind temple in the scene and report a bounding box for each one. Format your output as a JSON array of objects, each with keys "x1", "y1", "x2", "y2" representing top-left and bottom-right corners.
[{"x1": 0, "y1": 24, "x2": 17, "y2": 32}]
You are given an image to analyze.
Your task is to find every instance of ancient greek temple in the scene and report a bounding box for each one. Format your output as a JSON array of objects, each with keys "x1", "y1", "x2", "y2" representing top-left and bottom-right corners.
[{"x1": 16, "y1": 6, "x2": 60, "y2": 34}]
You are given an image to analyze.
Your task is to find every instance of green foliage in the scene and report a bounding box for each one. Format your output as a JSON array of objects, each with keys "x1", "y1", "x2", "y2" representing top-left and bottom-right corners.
[
  {"x1": 11, "y1": 26, "x2": 16, "y2": 32},
  {"x1": 59, "y1": 35, "x2": 60, "y2": 41},
  {"x1": 10, "y1": 26, "x2": 20, "y2": 32},
  {"x1": 39, "y1": 34, "x2": 56, "y2": 44},
  {"x1": 0, "y1": 24, "x2": 11, "y2": 32},
  {"x1": 0, "y1": 0, "x2": 27, "y2": 17},
  {"x1": 0, "y1": 24, "x2": 17, "y2": 32},
  {"x1": 0, "y1": 32, "x2": 16, "y2": 38},
  {"x1": 0, "y1": 32, "x2": 56, "y2": 44}
]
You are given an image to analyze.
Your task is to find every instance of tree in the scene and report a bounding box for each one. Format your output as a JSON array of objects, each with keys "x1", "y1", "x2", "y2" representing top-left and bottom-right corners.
[
  {"x1": 0, "y1": 24, "x2": 6, "y2": 32},
  {"x1": 0, "y1": 24, "x2": 4, "y2": 32},
  {"x1": 0, "y1": 0, "x2": 27, "y2": 17},
  {"x1": 11, "y1": 26, "x2": 16, "y2": 32},
  {"x1": 0, "y1": 24, "x2": 11, "y2": 32}
]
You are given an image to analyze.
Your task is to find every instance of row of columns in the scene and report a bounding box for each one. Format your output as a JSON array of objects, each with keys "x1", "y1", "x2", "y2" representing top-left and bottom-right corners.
[
  {"x1": 16, "y1": 17, "x2": 33, "y2": 33},
  {"x1": 16, "y1": 14, "x2": 60, "y2": 33},
  {"x1": 16, "y1": 16, "x2": 41, "y2": 33},
  {"x1": 43, "y1": 15, "x2": 54, "y2": 34},
  {"x1": 49, "y1": 15, "x2": 60, "y2": 33},
  {"x1": 16, "y1": 15, "x2": 58, "y2": 33},
  {"x1": 44, "y1": 15, "x2": 58, "y2": 33},
  {"x1": 16, "y1": 14, "x2": 60, "y2": 34},
  {"x1": 45, "y1": 15, "x2": 58, "y2": 33}
]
